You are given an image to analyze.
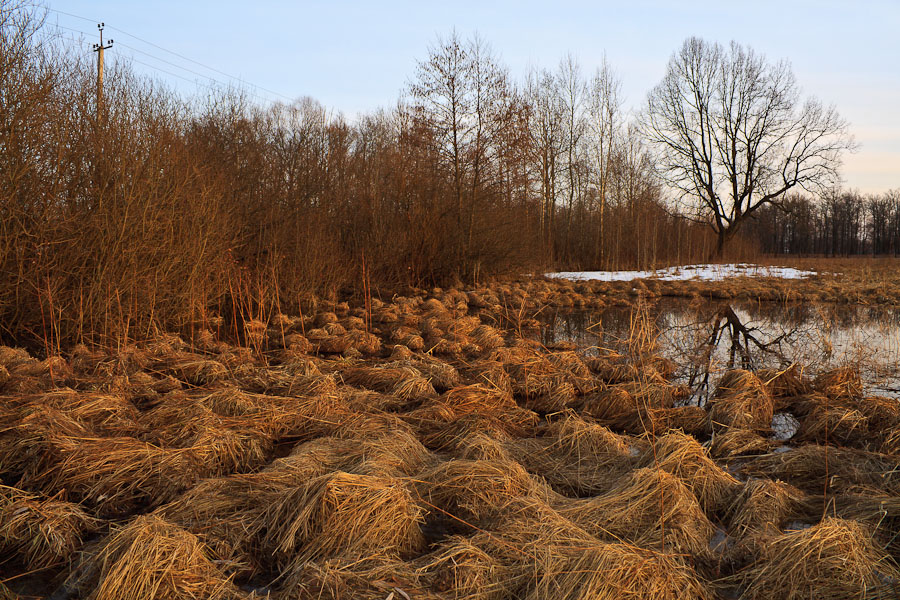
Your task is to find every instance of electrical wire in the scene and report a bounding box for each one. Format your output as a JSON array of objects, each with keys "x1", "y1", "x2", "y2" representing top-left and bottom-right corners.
[
  {"x1": 47, "y1": 6, "x2": 292, "y2": 102},
  {"x1": 55, "y1": 25, "x2": 278, "y2": 103}
]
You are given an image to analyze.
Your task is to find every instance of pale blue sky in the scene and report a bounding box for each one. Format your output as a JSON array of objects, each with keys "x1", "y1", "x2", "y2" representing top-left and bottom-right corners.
[{"x1": 49, "y1": 1, "x2": 899, "y2": 193}]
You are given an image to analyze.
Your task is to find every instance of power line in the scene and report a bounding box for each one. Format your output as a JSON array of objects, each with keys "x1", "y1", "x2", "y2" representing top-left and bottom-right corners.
[
  {"x1": 55, "y1": 28, "x2": 279, "y2": 105},
  {"x1": 47, "y1": 7, "x2": 292, "y2": 102},
  {"x1": 129, "y1": 57, "x2": 224, "y2": 93},
  {"x1": 59, "y1": 31, "x2": 279, "y2": 103},
  {"x1": 109, "y1": 25, "x2": 293, "y2": 101},
  {"x1": 52, "y1": 26, "x2": 282, "y2": 104},
  {"x1": 46, "y1": 7, "x2": 95, "y2": 23}
]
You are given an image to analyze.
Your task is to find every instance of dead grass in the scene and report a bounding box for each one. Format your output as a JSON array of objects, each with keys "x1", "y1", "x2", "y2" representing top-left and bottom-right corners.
[
  {"x1": 141, "y1": 395, "x2": 273, "y2": 475},
  {"x1": 504, "y1": 415, "x2": 634, "y2": 497},
  {"x1": 279, "y1": 554, "x2": 440, "y2": 600},
  {"x1": 527, "y1": 542, "x2": 713, "y2": 600},
  {"x1": 261, "y1": 471, "x2": 426, "y2": 568},
  {"x1": 419, "y1": 459, "x2": 558, "y2": 528},
  {"x1": 635, "y1": 430, "x2": 741, "y2": 513},
  {"x1": 709, "y1": 429, "x2": 774, "y2": 459},
  {"x1": 738, "y1": 445, "x2": 900, "y2": 495},
  {"x1": 757, "y1": 364, "x2": 811, "y2": 398},
  {"x1": 730, "y1": 517, "x2": 900, "y2": 600},
  {"x1": 723, "y1": 478, "x2": 806, "y2": 538},
  {"x1": 708, "y1": 369, "x2": 774, "y2": 433},
  {"x1": 0, "y1": 485, "x2": 97, "y2": 570},
  {"x1": 814, "y1": 365, "x2": 864, "y2": 401},
  {"x1": 3, "y1": 282, "x2": 900, "y2": 598},
  {"x1": 797, "y1": 402, "x2": 869, "y2": 447},
  {"x1": 67, "y1": 514, "x2": 244, "y2": 600},
  {"x1": 557, "y1": 467, "x2": 715, "y2": 555},
  {"x1": 20, "y1": 436, "x2": 203, "y2": 516},
  {"x1": 341, "y1": 365, "x2": 437, "y2": 402}
]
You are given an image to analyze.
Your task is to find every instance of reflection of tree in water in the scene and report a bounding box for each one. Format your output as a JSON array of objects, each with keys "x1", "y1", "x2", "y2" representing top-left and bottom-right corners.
[
  {"x1": 676, "y1": 305, "x2": 803, "y2": 405},
  {"x1": 539, "y1": 309, "x2": 601, "y2": 350},
  {"x1": 536, "y1": 300, "x2": 900, "y2": 401}
]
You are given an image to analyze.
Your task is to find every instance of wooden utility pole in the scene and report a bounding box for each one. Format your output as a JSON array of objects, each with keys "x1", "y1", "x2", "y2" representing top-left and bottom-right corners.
[{"x1": 92, "y1": 23, "x2": 113, "y2": 112}]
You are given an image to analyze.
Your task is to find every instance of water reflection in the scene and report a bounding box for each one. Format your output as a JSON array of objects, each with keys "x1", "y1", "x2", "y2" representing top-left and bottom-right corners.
[{"x1": 539, "y1": 300, "x2": 900, "y2": 401}]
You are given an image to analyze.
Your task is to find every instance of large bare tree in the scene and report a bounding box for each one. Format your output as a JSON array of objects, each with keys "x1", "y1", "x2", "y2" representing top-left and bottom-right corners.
[{"x1": 642, "y1": 37, "x2": 855, "y2": 256}]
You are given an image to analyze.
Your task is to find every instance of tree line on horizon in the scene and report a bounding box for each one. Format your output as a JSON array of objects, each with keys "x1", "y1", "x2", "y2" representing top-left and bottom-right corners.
[{"x1": 0, "y1": 1, "x2": 891, "y2": 346}]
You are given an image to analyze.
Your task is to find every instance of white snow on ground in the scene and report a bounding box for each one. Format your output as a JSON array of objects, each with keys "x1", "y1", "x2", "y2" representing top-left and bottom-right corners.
[{"x1": 546, "y1": 263, "x2": 818, "y2": 282}]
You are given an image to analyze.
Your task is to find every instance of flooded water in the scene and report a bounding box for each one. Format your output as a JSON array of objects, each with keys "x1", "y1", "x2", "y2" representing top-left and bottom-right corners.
[{"x1": 538, "y1": 299, "x2": 900, "y2": 403}]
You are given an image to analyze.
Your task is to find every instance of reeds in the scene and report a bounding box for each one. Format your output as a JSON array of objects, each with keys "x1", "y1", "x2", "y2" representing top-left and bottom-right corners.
[{"x1": 2, "y1": 281, "x2": 900, "y2": 598}]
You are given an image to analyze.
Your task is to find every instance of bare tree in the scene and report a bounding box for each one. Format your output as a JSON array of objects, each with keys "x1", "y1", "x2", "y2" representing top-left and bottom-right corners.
[
  {"x1": 556, "y1": 54, "x2": 585, "y2": 261},
  {"x1": 585, "y1": 56, "x2": 622, "y2": 266},
  {"x1": 642, "y1": 37, "x2": 855, "y2": 256},
  {"x1": 525, "y1": 67, "x2": 564, "y2": 262},
  {"x1": 408, "y1": 31, "x2": 518, "y2": 279}
]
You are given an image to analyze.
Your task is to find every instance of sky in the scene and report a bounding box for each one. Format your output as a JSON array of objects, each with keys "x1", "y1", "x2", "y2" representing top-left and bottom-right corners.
[{"x1": 48, "y1": 1, "x2": 899, "y2": 194}]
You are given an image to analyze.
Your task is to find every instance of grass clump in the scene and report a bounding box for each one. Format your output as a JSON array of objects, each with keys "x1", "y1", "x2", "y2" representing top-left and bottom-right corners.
[
  {"x1": 67, "y1": 514, "x2": 244, "y2": 600},
  {"x1": 708, "y1": 369, "x2": 773, "y2": 433},
  {"x1": 0, "y1": 485, "x2": 97, "y2": 570},
  {"x1": 527, "y1": 542, "x2": 713, "y2": 600},
  {"x1": 731, "y1": 517, "x2": 900, "y2": 600}
]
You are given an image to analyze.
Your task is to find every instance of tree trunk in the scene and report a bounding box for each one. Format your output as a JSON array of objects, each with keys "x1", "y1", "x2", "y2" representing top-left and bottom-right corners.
[{"x1": 712, "y1": 229, "x2": 728, "y2": 260}]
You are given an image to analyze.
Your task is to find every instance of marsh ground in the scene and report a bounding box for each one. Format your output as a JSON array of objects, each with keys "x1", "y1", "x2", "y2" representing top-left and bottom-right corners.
[{"x1": 2, "y1": 259, "x2": 900, "y2": 599}]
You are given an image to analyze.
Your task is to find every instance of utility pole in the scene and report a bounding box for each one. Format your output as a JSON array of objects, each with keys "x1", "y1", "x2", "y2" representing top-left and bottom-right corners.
[{"x1": 92, "y1": 23, "x2": 113, "y2": 113}]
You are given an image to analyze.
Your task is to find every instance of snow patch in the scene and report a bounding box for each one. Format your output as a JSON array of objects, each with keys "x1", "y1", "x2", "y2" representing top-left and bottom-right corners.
[{"x1": 546, "y1": 263, "x2": 818, "y2": 282}]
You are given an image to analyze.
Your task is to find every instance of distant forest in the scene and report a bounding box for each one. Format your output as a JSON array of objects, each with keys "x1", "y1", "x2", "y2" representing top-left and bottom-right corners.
[
  {"x1": 747, "y1": 191, "x2": 900, "y2": 256},
  {"x1": 0, "y1": 2, "x2": 895, "y2": 345}
]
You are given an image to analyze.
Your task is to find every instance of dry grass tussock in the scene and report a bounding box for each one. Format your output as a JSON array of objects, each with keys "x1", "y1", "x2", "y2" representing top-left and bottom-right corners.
[
  {"x1": 738, "y1": 445, "x2": 900, "y2": 495},
  {"x1": 730, "y1": 518, "x2": 900, "y2": 600},
  {"x1": 635, "y1": 430, "x2": 740, "y2": 513},
  {"x1": 0, "y1": 485, "x2": 97, "y2": 570},
  {"x1": 66, "y1": 514, "x2": 245, "y2": 600},
  {"x1": 557, "y1": 467, "x2": 715, "y2": 555},
  {"x1": 708, "y1": 369, "x2": 774, "y2": 433},
  {"x1": 2, "y1": 283, "x2": 900, "y2": 599},
  {"x1": 260, "y1": 471, "x2": 426, "y2": 567},
  {"x1": 723, "y1": 478, "x2": 806, "y2": 538},
  {"x1": 526, "y1": 543, "x2": 713, "y2": 600}
]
